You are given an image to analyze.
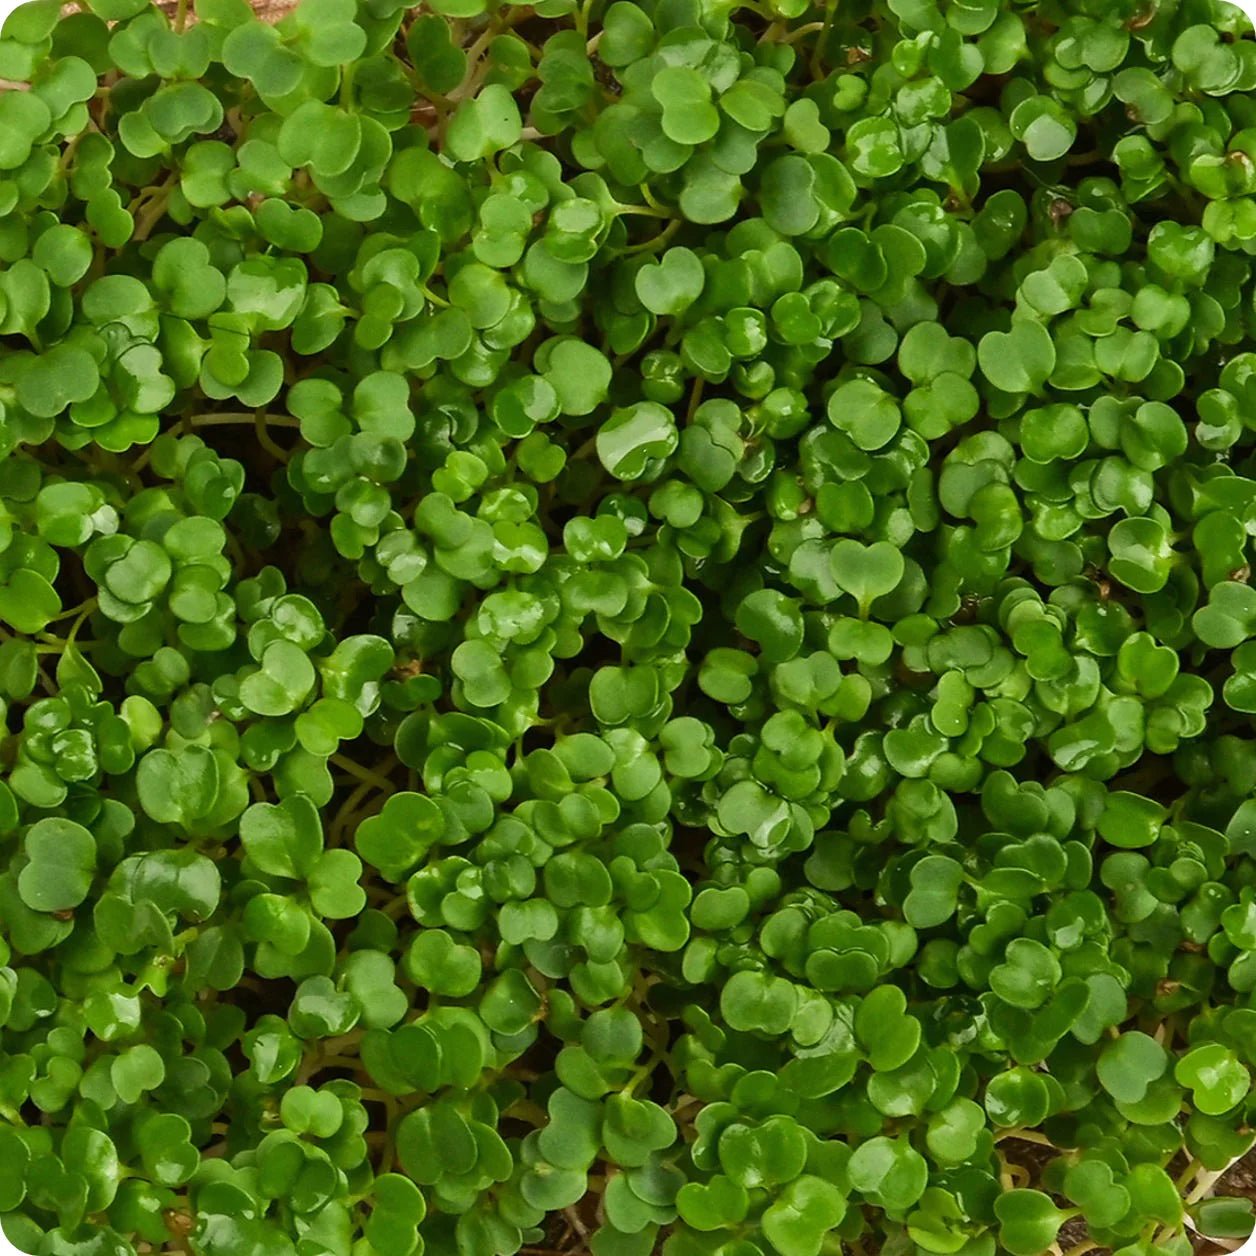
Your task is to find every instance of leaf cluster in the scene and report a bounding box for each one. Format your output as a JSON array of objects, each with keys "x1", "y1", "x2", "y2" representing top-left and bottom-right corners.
[{"x1": 2, "y1": 0, "x2": 1256, "y2": 1254}]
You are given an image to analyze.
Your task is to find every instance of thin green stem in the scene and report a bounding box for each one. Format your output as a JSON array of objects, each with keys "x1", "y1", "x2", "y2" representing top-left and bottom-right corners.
[
  {"x1": 618, "y1": 218, "x2": 683, "y2": 255},
  {"x1": 255, "y1": 410, "x2": 291, "y2": 463},
  {"x1": 331, "y1": 753, "x2": 398, "y2": 792},
  {"x1": 187, "y1": 412, "x2": 301, "y2": 428}
]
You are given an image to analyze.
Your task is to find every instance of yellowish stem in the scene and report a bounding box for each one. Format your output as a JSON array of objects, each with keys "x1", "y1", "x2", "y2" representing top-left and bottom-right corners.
[{"x1": 330, "y1": 753, "x2": 397, "y2": 792}]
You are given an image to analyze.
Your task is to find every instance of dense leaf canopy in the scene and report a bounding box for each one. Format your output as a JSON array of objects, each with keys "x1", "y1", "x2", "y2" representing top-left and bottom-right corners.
[{"x1": 1, "y1": 0, "x2": 1256, "y2": 1253}]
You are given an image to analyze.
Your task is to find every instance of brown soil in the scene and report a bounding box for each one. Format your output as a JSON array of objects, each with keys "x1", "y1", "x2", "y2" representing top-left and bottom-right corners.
[
  {"x1": 998, "y1": 1139, "x2": 1256, "y2": 1256},
  {"x1": 1196, "y1": 1152, "x2": 1256, "y2": 1254}
]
